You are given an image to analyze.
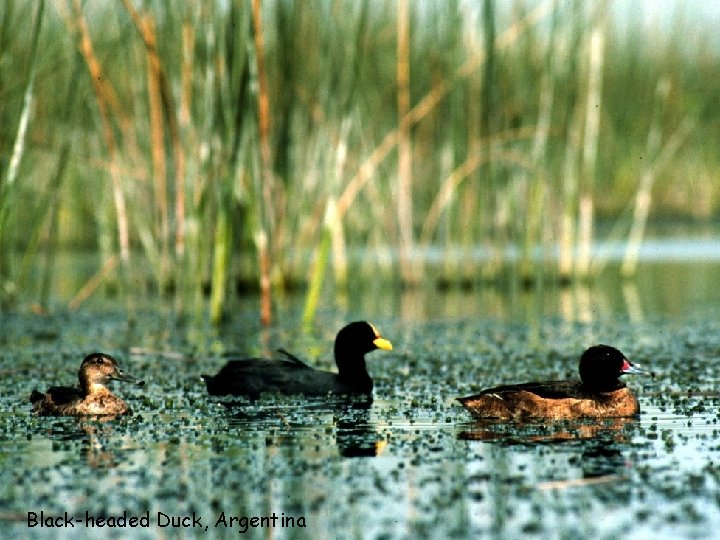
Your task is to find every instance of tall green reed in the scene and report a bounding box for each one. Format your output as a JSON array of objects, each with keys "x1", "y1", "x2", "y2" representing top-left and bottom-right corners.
[
  {"x1": 0, "y1": 0, "x2": 45, "y2": 305},
  {"x1": 0, "y1": 0, "x2": 714, "y2": 320}
]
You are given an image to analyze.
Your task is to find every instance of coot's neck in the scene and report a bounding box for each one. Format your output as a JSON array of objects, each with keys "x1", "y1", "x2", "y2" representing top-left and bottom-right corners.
[{"x1": 335, "y1": 348, "x2": 373, "y2": 393}]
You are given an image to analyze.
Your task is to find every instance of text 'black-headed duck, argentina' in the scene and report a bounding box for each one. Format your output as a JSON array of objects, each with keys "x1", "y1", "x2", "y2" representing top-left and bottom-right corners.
[
  {"x1": 202, "y1": 321, "x2": 393, "y2": 397},
  {"x1": 30, "y1": 353, "x2": 145, "y2": 416},
  {"x1": 457, "y1": 345, "x2": 653, "y2": 420}
]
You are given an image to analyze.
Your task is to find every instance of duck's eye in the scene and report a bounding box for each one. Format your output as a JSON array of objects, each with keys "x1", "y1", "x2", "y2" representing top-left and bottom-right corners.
[{"x1": 95, "y1": 357, "x2": 104, "y2": 364}]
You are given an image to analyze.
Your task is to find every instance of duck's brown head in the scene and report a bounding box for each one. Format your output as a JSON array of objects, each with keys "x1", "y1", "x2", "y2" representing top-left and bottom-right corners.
[{"x1": 79, "y1": 353, "x2": 145, "y2": 394}]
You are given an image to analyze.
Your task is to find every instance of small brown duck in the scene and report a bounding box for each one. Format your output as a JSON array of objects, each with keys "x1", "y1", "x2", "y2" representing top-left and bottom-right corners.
[
  {"x1": 30, "y1": 353, "x2": 145, "y2": 416},
  {"x1": 457, "y1": 345, "x2": 651, "y2": 420},
  {"x1": 202, "y1": 321, "x2": 393, "y2": 397}
]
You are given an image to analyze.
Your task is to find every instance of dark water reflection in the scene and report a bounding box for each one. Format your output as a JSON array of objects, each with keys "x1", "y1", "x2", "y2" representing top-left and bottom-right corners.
[
  {"x1": 458, "y1": 416, "x2": 637, "y2": 446},
  {"x1": 2, "y1": 258, "x2": 720, "y2": 538}
]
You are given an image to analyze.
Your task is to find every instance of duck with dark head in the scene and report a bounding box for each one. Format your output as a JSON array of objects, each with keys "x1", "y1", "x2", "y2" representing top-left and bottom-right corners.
[
  {"x1": 457, "y1": 345, "x2": 653, "y2": 420},
  {"x1": 30, "y1": 353, "x2": 145, "y2": 416}
]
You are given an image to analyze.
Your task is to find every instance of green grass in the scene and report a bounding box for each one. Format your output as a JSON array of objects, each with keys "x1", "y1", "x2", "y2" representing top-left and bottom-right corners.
[{"x1": 0, "y1": 0, "x2": 718, "y2": 318}]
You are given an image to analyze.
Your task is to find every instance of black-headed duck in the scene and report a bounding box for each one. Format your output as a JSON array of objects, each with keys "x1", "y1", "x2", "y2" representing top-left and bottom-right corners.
[
  {"x1": 202, "y1": 321, "x2": 393, "y2": 397},
  {"x1": 30, "y1": 353, "x2": 145, "y2": 416},
  {"x1": 457, "y1": 345, "x2": 651, "y2": 420}
]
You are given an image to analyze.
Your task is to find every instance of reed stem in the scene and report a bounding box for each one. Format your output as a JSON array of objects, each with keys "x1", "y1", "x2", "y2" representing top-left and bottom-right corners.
[
  {"x1": 210, "y1": 207, "x2": 230, "y2": 324},
  {"x1": 577, "y1": 3, "x2": 607, "y2": 277},
  {"x1": 623, "y1": 95, "x2": 693, "y2": 276},
  {"x1": 303, "y1": 205, "x2": 333, "y2": 326},
  {"x1": 397, "y1": 0, "x2": 415, "y2": 284},
  {"x1": 252, "y1": 0, "x2": 274, "y2": 325},
  {"x1": 0, "y1": 0, "x2": 45, "y2": 295},
  {"x1": 71, "y1": 0, "x2": 130, "y2": 264}
]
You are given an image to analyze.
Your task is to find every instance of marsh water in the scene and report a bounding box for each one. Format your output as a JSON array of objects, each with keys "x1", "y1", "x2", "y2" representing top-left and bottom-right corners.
[{"x1": 2, "y1": 252, "x2": 720, "y2": 538}]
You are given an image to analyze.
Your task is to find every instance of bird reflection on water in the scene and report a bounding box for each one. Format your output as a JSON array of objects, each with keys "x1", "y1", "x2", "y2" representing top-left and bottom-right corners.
[
  {"x1": 218, "y1": 395, "x2": 386, "y2": 458},
  {"x1": 458, "y1": 416, "x2": 638, "y2": 491}
]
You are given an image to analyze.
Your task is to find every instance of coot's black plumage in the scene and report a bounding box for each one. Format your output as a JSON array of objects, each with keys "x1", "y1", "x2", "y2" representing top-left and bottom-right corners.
[
  {"x1": 457, "y1": 345, "x2": 651, "y2": 419},
  {"x1": 202, "y1": 321, "x2": 392, "y2": 397}
]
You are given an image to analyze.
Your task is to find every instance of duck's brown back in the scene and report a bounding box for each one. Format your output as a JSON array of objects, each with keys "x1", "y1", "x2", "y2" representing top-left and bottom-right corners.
[
  {"x1": 30, "y1": 386, "x2": 131, "y2": 416},
  {"x1": 31, "y1": 386, "x2": 82, "y2": 416},
  {"x1": 457, "y1": 380, "x2": 640, "y2": 420}
]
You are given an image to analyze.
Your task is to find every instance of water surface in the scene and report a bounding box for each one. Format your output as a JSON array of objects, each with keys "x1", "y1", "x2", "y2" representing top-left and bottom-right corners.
[{"x1": 1, "y1": 258, "x2": 720, "y2": 539}]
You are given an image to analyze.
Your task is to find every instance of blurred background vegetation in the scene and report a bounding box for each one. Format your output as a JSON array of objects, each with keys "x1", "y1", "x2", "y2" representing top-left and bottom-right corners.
[{"x1": 0, "y1": 0, "x2": 718, "y2": 322}]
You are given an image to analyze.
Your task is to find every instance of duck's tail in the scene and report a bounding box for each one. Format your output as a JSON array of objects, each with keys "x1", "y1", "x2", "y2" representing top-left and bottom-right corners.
[{"x1": 277, "y1": 348, "x2": 308, "y2": 366}]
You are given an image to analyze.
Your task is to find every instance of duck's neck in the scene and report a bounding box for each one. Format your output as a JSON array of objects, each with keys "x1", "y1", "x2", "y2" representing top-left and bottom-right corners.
[
  {"x1": 581, "y1": 379, "x2": 626, "y2": 393},
  {"x1": 335, "y1": 351, "x2": 373, "y2": 392},
  {"x1": 80, "y1": 380, "x2": 112, "y2": 397}
]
